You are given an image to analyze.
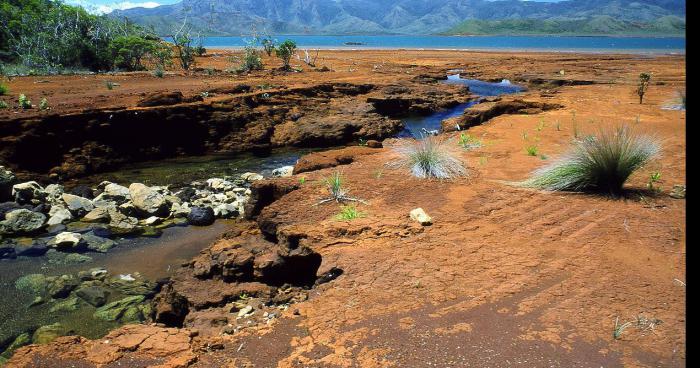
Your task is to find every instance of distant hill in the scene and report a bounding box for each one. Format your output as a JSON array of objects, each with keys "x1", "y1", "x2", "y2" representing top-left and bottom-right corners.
[
  {"x1": 446, "y1": 15, "x2": 686, "y2": 36},
  {"x1": 112, "y1": 0, "x2": 686, "y2": 36}
]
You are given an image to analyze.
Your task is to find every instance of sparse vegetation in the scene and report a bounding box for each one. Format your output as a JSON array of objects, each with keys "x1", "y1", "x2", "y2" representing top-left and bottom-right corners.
[
  {"x1": 0, "y1": 100, "x2": 8, "y2": 109},
  {"x1": 171, "y1": 21, "x2": 196, "y2": 71},
  {"x1": 637, "y1": 72, "x2": 651, "y2": 104},
  {"x1": 526, "y1": 145, "x2": 539, "y2": 156},
  {"x1": 316, "y1": 171, "x2": 366, "y2": 205},
  {"x1": 0, "y1": 83, "x2": 7, "y2": 95},
  {"x1": 153, "y1": 67, "x2": 164, "y2": 78},
  {"x1": 39, "y1": 97, "x2": 48, "y2": 110},
  {"x1": 105, "y1": 81, "x2": 116, "y2": 90},
  {"x1": 647, "y1": 172, "x2": 662, "y2": 192},
  {"x1": 237, "y1": 36, "x2": 264, "y2": 73},
  {"x1": 521, "y1": 126, "x2": 660, "y2": 195},
  {"x1": 276, "y1": 40, "x2": 297, "y2": 71},
  {"x1": 18, "y1": 94, "x2": 31, "y2": 109},
  {"x1": 387, "y1": 136, "x2": 467, "y2": 179},
  {"x1": 261, "y1": 35, "x2": 276, "y2": 56},
  {"x1": 458, "y1": 133, "x2": 482, "y2": 150},
  {"x1": 336, "y1": 205, "x2": 365, "y2": 220},
  {"x1": 613, "y1": 317, "x2": 633, "y2": 340}
]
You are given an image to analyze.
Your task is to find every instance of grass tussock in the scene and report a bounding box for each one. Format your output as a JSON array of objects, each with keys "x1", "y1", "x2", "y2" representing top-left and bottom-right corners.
[
  {"x1": 387, "y1": 135, "x2": 467, "y2": 179},
  {"x1": 315, "y1": 171, "x2": 366, "y2": 206},
  {"x1": 521, "y1": 126, "x2": 660, "y2": 195},
  {"x1": 336, "y1": 205, "x2": 365, "y2": 220}
]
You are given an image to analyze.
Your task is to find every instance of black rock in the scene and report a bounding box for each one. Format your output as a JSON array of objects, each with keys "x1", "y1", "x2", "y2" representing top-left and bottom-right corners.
[
  {"x1": 76, "y1": 286, "x2": 108, "y2": 307},
  {"x1": 69, "y1": 185, "x2": 95, "y2": 200},
  {"x1": 176, "y1": 187, "x2": 196, "y2": 202},
  {"x1": 91, "y1": 226, "x2": 113, "y2": 238},
  {"x1": 315, "y1": 267, "x2": 344, "y2": 286},
  {"x1": 0, "y1": 247, "x2": 17, "y2": 259},
  {"x1": 32, "y1": 203, "x2": 50, "y2": 214},
  {"x1": 187, "y1": 207, "x2": 215, "y2": 226},
  {"x1": 16, "y1": 243, "x2": 48, "y2": 257}
]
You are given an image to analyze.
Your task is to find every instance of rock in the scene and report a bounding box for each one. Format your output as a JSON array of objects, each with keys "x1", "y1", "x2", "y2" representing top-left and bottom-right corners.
[
  {"x1": 61, "y1": 193, "x2": 94, "y2": 216},
  {"x1": 670, "y1": 184, "x2": 686, "y2": 199},
  {"x1": 47, "y1": 274, "x2": 79, "y2": 298},
  {"x1": 0, "y1": 202, "x2": 33, "y2": 219},
  {"x1": 82, "y1": 207, "x2": 111, "y2": 223},
  {"x1": 44, "y1": 184, "x2": 64, "y2": 203},
  {"x1": 49, "y1": 297, "x2": 82, "y2": 313},
  {"x1": 107, "y1": 208, "x2": 140, "y2": 235},
  {"x1": 409, "y1": 208, "x2": 432, "y2": 226},
  {"x1": 12, "y1": 181, "x2": 45, "y2": 204},
  {"x1": 82, "y1": 233, "x2": 116, "y2": 253},
  {"x1": 138, "y1": 91, "x2": 184, "y2": 107},
  {"x1": 187, "y1": 207, "x2": 215, "y2": 226},
  {"x1": 0, "y1": 166, "x2": 16, "y2": 202},
  {"x1": 175, "y1": 187, "x2": 196, "y2": 202},
  {"x1": 365, "y1": 139, "x2": 383, "y2": 148},
  {"x1": 1, "y1": 209, "x2": 46, "y2": 235},
  {"x1": 32, "y1": 323, "x2": 67, "y2": 344},
  {"x1": 141, "y1": 226, "x2": 163, "y2": 237},
  {"x1": 47, "y1": 206, "x2": 73, "y2": 226},
  {"x1": 47, "y1": 232, "x2": 83, "y2": 250},
  {"x1": 76, "y1": 286, "x2": 109, "y2": 307},
  {"x1": 94, "y1": 295, "x2": 146, "y2": 321},
  {"x1": 69, "y1": 185, "x2": 94, "y2": 199},
  {"x1": 272, "y1": 166, "x2": 294, "y2": 177},
  {"x1": 171, "y1": 202, "x2": 191, "y2": 218},
  {"x1": 16, "y1": 242, "x2": 48, "y2": 257},
  {"x1": 206, "y1": 178, "x2": 234, "y2": 191},
  {"x1": 129, "y1": 183, "x2": 168, "y2": 216},
  {"x1": 213, "y1": 203, "x2": 239, "y2": 219},
  {"x1": 241, "y1": 172, "x2": 264, "y2": 182},
  {"x1": 99, "y1": 183, "x2": 130, "y2": 202},
  {"x1": 0, "y1": 332, "x2": 30, "y2": 359},
  {"x1": 237, "y1": 305, "x2": 254, "y2": 318},
  {"x1": 0, "y1": 246, "x2": 16, "y2": 259},
  {"x1": 143, "y1": 216, "x2": 163, "y2": 226},
  {"x1": 15, "y1": 274, "x2": 47, "y2": 295}
]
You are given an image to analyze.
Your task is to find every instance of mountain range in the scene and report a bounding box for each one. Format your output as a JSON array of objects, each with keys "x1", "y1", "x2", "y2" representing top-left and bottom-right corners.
[{"x1": 112, "y1": 0, "x2": 686, "y2": 36}]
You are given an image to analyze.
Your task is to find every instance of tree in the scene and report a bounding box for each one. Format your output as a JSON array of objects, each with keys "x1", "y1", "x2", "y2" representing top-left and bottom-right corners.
[
  {"x1": 171, "y1": 19, "x2": 196, "y2": 71},
  {"x1": 637, "y1": 72, "x2": 651, "y2": 104},
  {"x1": 275, "y1": 40, "x2": 297, "y2": 71},
  {"x1": 109, "y1": 35, "x2": 156, "y2": 71},
  {"x1": 261, "y1": 35, "x2": 276, "y2": 56}
]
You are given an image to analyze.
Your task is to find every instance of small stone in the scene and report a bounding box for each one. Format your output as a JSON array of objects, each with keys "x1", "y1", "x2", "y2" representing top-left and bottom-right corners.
[
  {"x1": 409, "y1": 208, "x2": 432, "y2": 226},
  {"x1": 143, "y1": 216, "x2": 163, "y2": 226},
  {"x1": 49, "y1": 297, "x2": 82, "y2": 313},
  {"x1": 82, "y1": 207, "x2": 112, "y2": 223},
  {"x1": 76, "y1": 286, "x2": 109, "y2": 307},
  {"x1": 272, "y1": 166, "x2": 294, "y2": 177},
  {"x1": 47, "y1": 232, "x2": 83, "y2": 249},
  {"x1": 61, "y1": 193, "x2": 94, "y2": 216},
  {"x1": 47, "y1": 206, "x2": 73, "y2": 226},
  {"x1": 1, "y1": 209, "x2": 46, "y2": 235},
  {"x1": 129, "y1": 183, "x2": 169, "y2": 216},
  {"x1": 187, "y1": 206, "x2": 215, "y2": 226},
  {"x1": 12, "y1": 181, "x2": 45, "y2": 204},
  {"x1": 365, "y1": 140, "x2": 383, "y2": 148},
  {"x1": 241, "y1": 172, "x2": 264, "y2": 182},
  {"x1": 237, "y1": 305, "x2": 254, "y2": 317},
  {"x1": 670, "y1": 184, "x2": 686, "y2": 199}
]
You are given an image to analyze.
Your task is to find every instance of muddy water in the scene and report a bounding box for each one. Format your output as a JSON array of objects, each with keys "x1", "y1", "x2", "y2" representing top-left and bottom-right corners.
[{"x1": 399, "y1": 75, "x2": 525, "y2": 137}]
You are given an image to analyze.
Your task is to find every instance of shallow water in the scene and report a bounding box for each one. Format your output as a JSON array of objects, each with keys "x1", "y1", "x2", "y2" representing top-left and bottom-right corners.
[
  {"x1": 399, "y1": 76, "x2": 525, "y2": 137},
  {"x1": 0, "y1": 221, "x2": 231, "y2": 349}
]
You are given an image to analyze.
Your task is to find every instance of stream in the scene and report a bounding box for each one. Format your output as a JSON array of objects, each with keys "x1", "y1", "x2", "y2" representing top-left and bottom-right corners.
[{"x1": 0, "y1": 76, "x2": 525, "y2": 356}]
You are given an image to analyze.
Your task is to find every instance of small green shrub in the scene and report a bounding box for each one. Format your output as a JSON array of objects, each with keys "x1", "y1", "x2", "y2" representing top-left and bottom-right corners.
[
  {"x1": 0, "y1": 100, "x2": 8, "y2": 109},
  {"x1": 262, "y1": 35, "x2": 276, "y2": 56},
  {"x1": 387, "y1": 135, "x2": 467, "y2": 179},
  {"x1": 316, "y1": 171, "x2": 365, "y2": 205},
  {"x1": 18, "y1": 94, "x2": 31, "y2": 109},
  {"x1": 526, "y1": 145, "x2": 539, "y2": 156},
  {"x1": 0, "y1": 83, "x2": 8, "y2": 95},
  {"x1": 39, "y1": 98, "x2": 49, "y2": 110},
  {"x1": 647, "y1": 172, "x2": 661, "y2": 192},
  {"x1": 153, "y1": 67, "x2": 164, "y2": 78},
  {"x1": 105, "y1": 81, "x2": 115, "y2": 90},
  {"x1": 521, "y1": 126, "x2": 660, "y2": 195},
  {"x1": 637, "y1": 72, "x2": 651, "y2": 104},
  {"x1": 458, "y1": 133, "x2": 482, "y2": 150},
  {"x1": 336, "y1": 205, "x2": 365, "y2": 220},
  {"x1": 276, "y1": 40, "x2": 297, "y2": 71}
]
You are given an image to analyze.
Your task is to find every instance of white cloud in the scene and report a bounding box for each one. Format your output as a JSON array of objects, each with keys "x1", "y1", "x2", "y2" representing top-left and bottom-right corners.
[{"x1": 67, "y1": 1, "x2": 162, "y2": 14}]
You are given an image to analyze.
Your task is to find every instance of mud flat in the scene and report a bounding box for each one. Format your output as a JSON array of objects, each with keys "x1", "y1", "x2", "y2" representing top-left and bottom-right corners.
[{"x1": 1, "y1": 49, "x2": 686, "y2": 367}]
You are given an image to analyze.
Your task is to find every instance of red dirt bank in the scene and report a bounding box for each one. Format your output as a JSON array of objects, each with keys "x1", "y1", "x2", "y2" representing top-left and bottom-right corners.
[{"x1": 5, "y1": 50, "x2": 686, "y2": 367}]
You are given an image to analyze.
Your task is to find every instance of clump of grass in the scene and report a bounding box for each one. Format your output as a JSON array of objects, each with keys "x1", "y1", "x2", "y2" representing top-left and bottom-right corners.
[
  {"x1": 387, "y1": 135, "x2": 467, "y2": 179},
  {"x1": 316, "y1": 171, "x2": 365, "y2": 205},
  {"x1": 0, "y1": 83, "x2": 8, "y2": 95},
  {"x1": 39, "y1": 98, "x2": 49, "y2": 110},
  {"x1": 105, "y1": 81, "x2": 116, "y2": 90},
  {"x1": 613, "y1": 317, "x2": 633, "y2": 340},
  {"x1": 0, "y1": 100, "x2": 8, "y2": 109},
  {"x1": 536, "y1": 119, "x2": 545, "y2": 131},
  {"x1": 520, "y1": 126, "x2": 660, "y2": 196},
  {"x1": 526, "y1": 145, "x2": 539, "y2": 156},
  {"x1": 458, "y1": 133, "x2": 482, "y2": 150},
  {"x1": 153, "y1": 67, "x2": 164, "y2": 78},
  {"x1": 647, "y1": 172, "x2": 661, "y2": 192},
  {"x1": 18, "y1": 94, "x2": 31, "y2": 109},
  {"x1": 336, "y1": 205, "x2": 365, "y2": 220}
]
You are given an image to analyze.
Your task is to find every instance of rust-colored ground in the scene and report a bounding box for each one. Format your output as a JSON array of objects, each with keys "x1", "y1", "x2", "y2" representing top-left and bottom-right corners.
[{"x1": 5, "y1": 50, "x2": 685, "y2": 367}]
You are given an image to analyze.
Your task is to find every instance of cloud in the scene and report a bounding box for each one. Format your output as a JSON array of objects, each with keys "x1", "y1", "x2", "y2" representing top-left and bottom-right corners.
[{"x1": 67, "y1": 1, "x2": 162, "y2": 14}]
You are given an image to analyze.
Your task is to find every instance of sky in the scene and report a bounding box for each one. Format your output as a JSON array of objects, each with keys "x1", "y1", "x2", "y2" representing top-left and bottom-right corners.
[{"x1": 68, "y1": 0, "x2": 564, "y2": 15}]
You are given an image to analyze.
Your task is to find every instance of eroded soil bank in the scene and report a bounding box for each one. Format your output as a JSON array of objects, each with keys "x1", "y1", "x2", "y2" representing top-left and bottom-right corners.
[{"x1": 2, "y1": 50, "x2": 686, "y2": 367}]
